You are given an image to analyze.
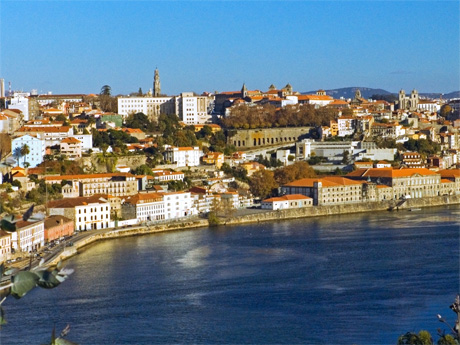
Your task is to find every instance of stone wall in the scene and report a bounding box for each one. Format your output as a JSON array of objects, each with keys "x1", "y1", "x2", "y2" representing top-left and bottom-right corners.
[
  {"x1": 223, "y1": 195, "x2": 460, "y2": 226},
  {"x1": 228, "y1": 127, "x2": 312, "y2": 149},
  {"x1": 81, "y1": 154, "x2": 147, "y2": 173}
]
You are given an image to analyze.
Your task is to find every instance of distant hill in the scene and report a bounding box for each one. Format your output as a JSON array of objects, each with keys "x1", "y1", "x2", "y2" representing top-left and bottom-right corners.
[
  {"x1": 419, "y1": 91, "x2": 460, "y2": 100},
  {"x1": 302, "y1": 87, "x2": 460, "y2": 100},
  {"x1": 302, "y1": 87, "x2": 392, "y2": 100}
]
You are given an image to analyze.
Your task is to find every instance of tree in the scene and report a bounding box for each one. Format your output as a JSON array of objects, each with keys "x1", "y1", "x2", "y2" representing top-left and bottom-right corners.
[
  {"x1": 342, "y1": 150, "x2": 351, "y2": 164},
  {"x1": 138, "y1": 87, "x2": 143, "y2": 96},
  {"x1": 440, "y1": 105, "x2": 452, "y2": 118},
  {"x1": 20, "y1": 144, "x2": 30, "y2": 167},
  {"x1": 100, "y1": 85, "x2": 112, "y2": 96},
  {"x1": 249, "y1": 169, "x2": 278, "y2": 199},
  {"x1": 274, "y1": 161, "x2": 316, "y2": 185}
]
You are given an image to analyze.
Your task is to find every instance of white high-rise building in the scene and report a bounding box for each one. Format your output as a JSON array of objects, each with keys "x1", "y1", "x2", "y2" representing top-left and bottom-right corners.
[
  {"x1": 0, "y1": 79, "x2": 5, "y2": 98},
  {"x1": 8, "y1": 92, "x2": 30, "y2": 120},
  {"x1": 177, "y1": 92, "x2": 212, "y2": 125}
]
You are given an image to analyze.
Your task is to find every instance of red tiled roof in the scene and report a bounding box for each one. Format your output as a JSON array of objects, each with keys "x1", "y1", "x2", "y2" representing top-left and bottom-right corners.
[{"x1": 263, "y1": 194, "x2": 312, "y2": 202}]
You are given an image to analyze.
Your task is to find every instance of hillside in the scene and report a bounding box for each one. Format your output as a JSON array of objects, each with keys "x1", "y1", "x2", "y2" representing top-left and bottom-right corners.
[{"x1": 302, "y1": 87, "x2": 460, "y2": 100}]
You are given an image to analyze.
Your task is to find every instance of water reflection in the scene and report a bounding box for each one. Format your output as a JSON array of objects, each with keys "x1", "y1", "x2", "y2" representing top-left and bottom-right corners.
[{"x1": 0, "y1": 205, "x2": 458, "y2": 345}]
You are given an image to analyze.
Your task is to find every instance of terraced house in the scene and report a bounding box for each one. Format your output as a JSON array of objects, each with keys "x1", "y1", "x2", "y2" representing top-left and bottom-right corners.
[{"x1": 45, "y1": 173, "x2": 138, "y2": 198}]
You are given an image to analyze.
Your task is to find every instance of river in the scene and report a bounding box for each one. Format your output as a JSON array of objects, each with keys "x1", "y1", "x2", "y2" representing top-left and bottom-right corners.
[{"x1": 0, "y1": 205, "x2": 459, "y2": 345}]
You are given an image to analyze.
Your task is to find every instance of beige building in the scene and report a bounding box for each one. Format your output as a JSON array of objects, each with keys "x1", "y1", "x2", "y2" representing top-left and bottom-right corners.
[
  {"x1": 281, "y1": 176, "x2": 364, "y2": 206},
  {"x1": 45, "y1": 173, "x2": 138, "y2": 198},
  {"x1": 11, "y1": 219, "x2": 45, "y2": 253},
  {"x1": 0, "y1": 231, "x2": 12, "y2": 262},
  {"x1": 262, "y1": 194, "x2": 313, "y2": 210},
  {"x1": 346, "y1": 168, "x2": 442, "y2": 199},
  {"x1": 60, "y1": 137, "x2": 82, "y2": 160}
]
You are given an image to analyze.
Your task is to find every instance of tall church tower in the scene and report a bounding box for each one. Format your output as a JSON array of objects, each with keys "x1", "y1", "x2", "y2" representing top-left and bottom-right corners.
[
  {"x1": 153, "y1": 68, "x2": 161, "y2": 97},
  {"x1": 241, "y1": 83, "x2": 248, "y2": 98}
]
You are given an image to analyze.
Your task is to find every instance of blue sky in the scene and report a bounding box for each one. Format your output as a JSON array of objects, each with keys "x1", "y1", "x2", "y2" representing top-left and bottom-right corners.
[{"x1": 0, "y1": 1, "x2": 459, "y2": 95}]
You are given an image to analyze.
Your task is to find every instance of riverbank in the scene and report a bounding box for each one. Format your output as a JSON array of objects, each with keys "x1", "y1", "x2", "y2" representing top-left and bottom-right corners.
[{"x1": 49, "y1": 194, "x2": 460, "y2": 266}]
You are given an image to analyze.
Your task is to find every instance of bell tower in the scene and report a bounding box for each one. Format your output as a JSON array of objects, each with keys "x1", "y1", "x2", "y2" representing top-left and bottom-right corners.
[{"x1": 153, "y1": 68, "x2": 161, "y2": 97}]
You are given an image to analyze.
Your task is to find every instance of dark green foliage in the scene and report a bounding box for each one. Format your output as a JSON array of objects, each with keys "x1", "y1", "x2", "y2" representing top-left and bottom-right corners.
[
  {"x1": 221, "y1": 163, "x2": 249, "y2": 183},
  {"x1": 256, "y1": 155, "x2": 284, "y2": 168},
  {"x1": 133, "y1": 164, "x2": 154, "y2": 176},
  {"x1": 92, "y1": 128, "x2": 139, "y2": 150},
  {"x1": 26, "y1": 181, "x2": 62, "y2": 205},
  {"x1": 403, "y1": 139, "x2": 440, "y2": 156},
  {"x1": 207, "y1": 211, "x2": 221, "y2": 226},
  {"x1": 371, "y1": 93, "x2": 398, "y2": 102},
  {"x1": 307, "y1": 156, "x2": 328, "y2": 165},
  {"x1": 125, "y1": 112, "x2": 156, "y2": 132}
]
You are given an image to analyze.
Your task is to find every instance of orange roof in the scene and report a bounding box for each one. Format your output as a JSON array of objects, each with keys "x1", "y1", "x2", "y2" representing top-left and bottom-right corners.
[
  {"x1": 330, "y1": 100, "x2": 349, "y2": 105},
  {"x1": 263, "y1": 194, "x2": 312, "y2": 202},
  {"x1": 44, "y1": 172, "x2": 134, "y2": 181},
  {"x1": 298, "y1": 95, "x2": 333, "y2": 101},
  {"x1": 346, "y1": 168, "x2": 437, "y2": 178},
  {"x1": 123, "y1": 128, "x2": 144, "y2": 133},
  {"x1": 441, "y1": 179, "x2": 453, "y2": 183},
  {"x1": 61, "y1": 137, "x2": 81, "y2": 144},
  {"x1": 124, "y1": 192, "x2": 163, "y2": 204},
  {"x1": 47, "y1": 194, "x2": 110, "y2": 208},
  {"x1": 439, "y1": 169, "x2": 460, "y2": 178},
  {"x1": 17, "y1": 126, "x2": 72, "y2": 133}
]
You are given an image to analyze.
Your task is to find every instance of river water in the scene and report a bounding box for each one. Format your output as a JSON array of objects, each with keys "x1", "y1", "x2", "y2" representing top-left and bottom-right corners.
[{"x1": 0, "y1": 205, "x2": 459, "y2": 345}]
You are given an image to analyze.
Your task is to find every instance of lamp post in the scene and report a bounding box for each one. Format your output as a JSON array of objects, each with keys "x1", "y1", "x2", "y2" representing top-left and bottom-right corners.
[{"x1": 437, "y1": 294, "x2": 460, "y2": 340}]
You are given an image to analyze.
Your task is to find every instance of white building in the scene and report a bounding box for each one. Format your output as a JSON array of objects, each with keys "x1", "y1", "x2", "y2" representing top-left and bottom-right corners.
[
  {"x1": 11, "y1": 134, "x2": 46, "y2": 168},
  {"x1": 164, "y1": 146, "x2": 203, "y2": 167},
  {"x1": 15, "y1": 126, "x2": 74, "y2": 147},
  {"x1": 177, "y1": 92, "x2": 212, "y2": 125},
  {"x1": 71, "y1": 134, "x2": 93, "y2": 150},
  {"x1": 47, "y1": 195, "x2": 112, "y2": 231},
  {"x1": 122, "y1": 192, "x2": 165, "y2": 222},
  {"x1": 117, "y1": 93, "x2": 213, "y2": 125},
  {"x1": 337, "y1": 116, "x2": 357, "y2": 137},
  {"x1": 152, "y1": 169, "x2": 185, "y2": 182},
  {"x1": 8, "y1": 92, "x2": 30, "y2": 120},
  {"x1": 11, "y1": 219, "x2": 45, "y2": 253},
  {"x1": 117, "y1": 96, "x2": 176, "y2": 120},
  {"x1": 417, "y1": 100, "x2": 441, "y2": 113},
  {"x1": 296, "y1": 139, "x2": 355, "y2": 161},
  {"x1": 163, "y1": 191, "x2": 194, "y2": 220},
  {"x1": 261, "y1": 194, "x2": 313, "y2": 210}
]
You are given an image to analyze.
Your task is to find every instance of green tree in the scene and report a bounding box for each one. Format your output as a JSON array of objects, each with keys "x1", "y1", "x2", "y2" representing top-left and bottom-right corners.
[
  {"x1": 100, "y1": 85, "x2": 112, "y2": 96},
  {"x1": 134, "y1": 164, "x2": 154, "y2": 176},
  {"x1": 20, "y1": 144, "x2": 30, "y2": 167},
  {"x1": 342, "y1": 150, "x2": 351, "y2": 164}
]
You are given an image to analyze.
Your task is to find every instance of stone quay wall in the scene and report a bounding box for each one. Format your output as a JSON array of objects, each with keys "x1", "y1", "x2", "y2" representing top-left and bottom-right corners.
[
  {"x1": 49, "y1": 195, "x2": 460, "y2": 265},
  {"x1": 222, "y1": 195, "x2": 460, "y2": 226}
]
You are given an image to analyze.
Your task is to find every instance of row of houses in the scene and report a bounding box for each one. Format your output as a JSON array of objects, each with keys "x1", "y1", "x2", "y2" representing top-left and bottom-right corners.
[
  {"x1": 0, "y1": 215, "x2": 75, "y2": 262},
  {"x1": 261, "y1": 168, "x2": 460, "y2": 209}
]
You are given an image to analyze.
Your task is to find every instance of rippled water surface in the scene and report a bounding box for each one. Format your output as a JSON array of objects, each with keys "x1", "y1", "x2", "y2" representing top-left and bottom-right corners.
[{"x1": 1, "y1": 206, "x2": 459, "y2": 344}]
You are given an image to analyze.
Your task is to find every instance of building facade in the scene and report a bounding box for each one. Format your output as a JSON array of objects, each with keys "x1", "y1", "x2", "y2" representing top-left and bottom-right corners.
[
  {"x1": 163, "y1": 146, "x2": 203, "y2": 167},
  {"x1": 47, "y1": 195, "x2": 111, "y2": 231},
  {"x1": 11, "y1": 134, "x2": 46, "y2": 168}
]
